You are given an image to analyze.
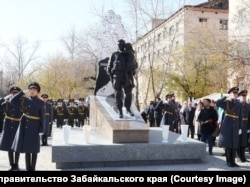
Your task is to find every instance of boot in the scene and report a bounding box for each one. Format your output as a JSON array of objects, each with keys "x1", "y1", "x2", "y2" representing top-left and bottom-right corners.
[
  {"x1": 118, "y1": 108, "x2": 123, "y2": 118},
  {"x1": 126, "y1": 109, "x2": 134, "y2": 116},
  {"x1": 237, "y1": 147, "x2": 244, "y2": 162},
  {"x1": 44, "y1": 136, "x2": 48, "y2": 146},
  {"x1": 240, "y1": 147, "x2": 249, "y2": 162},
  {"x1": 226, "y1": 149, "x2": 233, "y2": 167},
  {"x1": 8, "y1": 151, "x2": 14, "y2": 171},
  {"x1": 13, "y1": 152, "x2": 20, "y2": 171},
  {"x1": 231, "y1": 149, "x2": 239, "y2": 167},
  {"x1": 209, "y1": 147, "x2": 213, "y2": 155},
  {"x1": 25, "y1": 153, "x2": 31, "y2": 171},
  {"x1": 30, "y1": 153, "x2": 37, "y2": 171}
]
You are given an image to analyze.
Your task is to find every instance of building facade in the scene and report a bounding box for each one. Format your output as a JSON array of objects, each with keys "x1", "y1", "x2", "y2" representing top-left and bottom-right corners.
[{"x1": 134, "y1": 0, "x2": 229, "y2": 103}]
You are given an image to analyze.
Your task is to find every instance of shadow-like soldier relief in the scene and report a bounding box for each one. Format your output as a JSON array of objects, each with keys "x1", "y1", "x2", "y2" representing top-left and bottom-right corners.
[{"x1": 94, "y1": 57, "x2": 114, "y2": 96}]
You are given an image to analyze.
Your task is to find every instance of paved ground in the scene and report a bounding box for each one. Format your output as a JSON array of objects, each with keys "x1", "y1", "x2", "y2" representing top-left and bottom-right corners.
[{"x1": 1, "y1": 124, "x2": 250, "y2": 171}]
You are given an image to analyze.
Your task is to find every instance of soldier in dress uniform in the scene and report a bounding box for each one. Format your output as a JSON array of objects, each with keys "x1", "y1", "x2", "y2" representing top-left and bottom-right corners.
[
  {"x1": 40, "y1": 94, "x2": 53, "y2": 146},
  {"x1": 11, "y1": 82, "x2": 45, "y2": 171},
  {"x1": 47, "y1": 99, "x2": 54, "y2": 137},
  {"x1": 216, "y1": 86, "x2": 242, "y2": 167},
  {"x1": 76, "y1": 98, "x2": 87, "y2": 127},
  {"x1": 237, "y1": 89, "x2": 250, "y2": 162},
  {"x1": 54, "y1": 99, "x2": 66, "y2": 128},
  {"x1": 162, "y1": 94, "x2": 175, "y2": 130},
  {"x1": 0, "y1": 86, "x2": 23, "y2": 171},
  {"x1": 66, "y1": 99, "x2": 77, "y2": 127}
]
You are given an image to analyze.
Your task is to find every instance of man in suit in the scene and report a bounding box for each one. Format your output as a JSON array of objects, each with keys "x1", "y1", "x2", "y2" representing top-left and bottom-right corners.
[
  {"x1": 154, "y1": 97, "x2": 164, "y2": 127},
  {"x1": 183, "y1": 102, "x2": 196, "y2": 139}
]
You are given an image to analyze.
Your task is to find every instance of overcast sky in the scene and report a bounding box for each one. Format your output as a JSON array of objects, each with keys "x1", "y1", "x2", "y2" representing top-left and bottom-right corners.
[{"x1": 0, "y1": 0, "x2": 207, "y2": 58}]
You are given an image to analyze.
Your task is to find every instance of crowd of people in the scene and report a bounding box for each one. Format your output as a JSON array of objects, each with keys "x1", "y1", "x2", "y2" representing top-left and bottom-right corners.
[{"x1": 140, "y1": 86, "x2": 250, "y2": 167}]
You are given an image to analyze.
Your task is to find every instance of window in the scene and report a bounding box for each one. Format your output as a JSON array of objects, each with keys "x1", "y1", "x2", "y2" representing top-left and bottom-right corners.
[
  {"x1": 176, "y1": 22, "x2": 179, "y2": 32},
  {"x1": 220, "y1": 19, "x2": 228, "y2": 30},
  {"x1": 157, "y1": 33, "x2": 161, "y2": 42},
  {"x1": 169, "y1": 26, "x2": 174, "y2": 35},
  {"x1": 199, "y1": 18, "x2": 207, "y2": 25}
]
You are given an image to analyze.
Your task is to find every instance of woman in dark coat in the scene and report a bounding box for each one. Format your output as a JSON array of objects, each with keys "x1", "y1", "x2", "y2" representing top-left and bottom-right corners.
[
  {"x1": 198, "y1": 98, "x2": 218, "y2": 155},
  {"x1": 11, "y1": 82, "x2": 45, "y2": 171},
  {"x1": 0, "y1": 86, "x2": 23, "y2": 171}
]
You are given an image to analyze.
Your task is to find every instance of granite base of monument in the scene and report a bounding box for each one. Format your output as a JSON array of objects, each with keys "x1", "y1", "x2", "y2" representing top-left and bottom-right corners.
[{"x1": 52, "y1": 127, "x2": 206, "y2": 169}]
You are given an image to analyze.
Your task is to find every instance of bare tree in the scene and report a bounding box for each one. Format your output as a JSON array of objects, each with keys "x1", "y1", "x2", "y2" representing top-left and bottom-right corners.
[
  {"x1": 62, "y1": 27, "x2": 79, "y2": 62},
  {"x1": 4, "y1": 36, "x2": 40, "y2": 85}
]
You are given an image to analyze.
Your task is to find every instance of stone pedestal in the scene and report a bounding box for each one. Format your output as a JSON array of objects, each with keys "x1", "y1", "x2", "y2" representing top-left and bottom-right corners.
[
  {"x1": 51, "y1": 127, "x2": 206, "y2": 169},
  {"x1": 89, "y1": 96, "x2": 149, "y2": 143}
]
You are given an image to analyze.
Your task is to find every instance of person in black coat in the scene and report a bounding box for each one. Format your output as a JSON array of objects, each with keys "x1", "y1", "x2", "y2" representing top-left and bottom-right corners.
[
  {"x1": 183, "y1": 102, "x2": 196, "y2": 138},
  {"x1": 154, "y1": 97, "x2": 164, "y2": 127},
  {"x1": 11, "y1": 82, "x2": 45, "y2": 171},
  {"x1": 198, "y1": 98, "x2": 218, "y2": 155},
  {"x1": 147, "y1": 101, "x2": 156, "y2": 127},
  {"x1": 216, "y1": 86, "x2": 242, "y2": 167},
  {"x1": 162, "y1": 94, "x2": 175, "y2": 130},
  {"x1": 0, "y1": 86, "x2": 23, "y2": 171},
  {"x1": 41, "y1": 94, "x2": 53, "y2": 146}
]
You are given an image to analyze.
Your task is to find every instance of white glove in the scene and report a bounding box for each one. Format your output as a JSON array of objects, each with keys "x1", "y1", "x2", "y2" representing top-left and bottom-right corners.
[
  {"x1": 23, "y1": 89, "x2": 29, "y2": 94},
  {"x1": 247, "y1": 130, "x2": 250, "y2": 134},
  {"x1": 4, "y1": 94, "x2": 13, "y2": 100},
  {"x1": 239, "y1": 129, "x2": 242, "y2": 135},
  {"x1": 39, "y1": 133, "x2": 44, "y2": 136}
]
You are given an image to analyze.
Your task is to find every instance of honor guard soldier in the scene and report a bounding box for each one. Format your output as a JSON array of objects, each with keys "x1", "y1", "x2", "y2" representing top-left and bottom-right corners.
[
  {"x1": 41, "y1": 94, "x2": 53, "y2": 145},
  {"x1": 0, "y1": 86, "x2": 23, "y2": 171},
  {"x1": 47, "y1": 99, "x2": 54, "y2": 137},
  {"x1": 237, "y1": 89, "x2": 250, "y2": 162},
  {"x1": 66, "y1": 99, "x2": 77, "y2": 127},
  {"x1": 54, "y1": 99, "x2": 66, "y2": 128},
  {"x1": 216, "y1": 86, "x2": 242, "y2": 167},
  {"x1": 76, "y1": 98, "x2": 87, "y2": 127},
  {"x1": 11, "y1": 82, "x2": 45, "y2": 171}
]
